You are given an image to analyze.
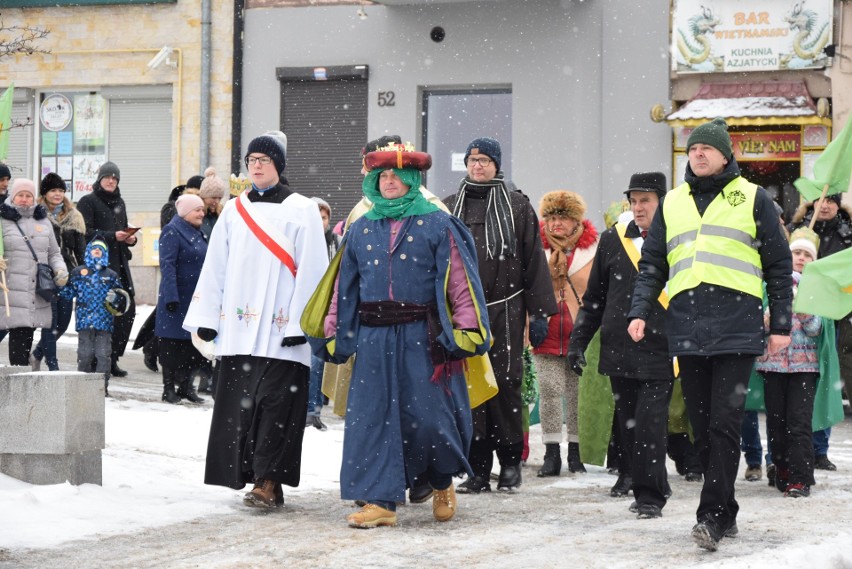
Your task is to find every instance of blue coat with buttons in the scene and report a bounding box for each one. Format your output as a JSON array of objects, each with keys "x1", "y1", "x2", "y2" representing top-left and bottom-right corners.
[{"x1": 155, "y1": 215, "x2": 208, "y2": 340}]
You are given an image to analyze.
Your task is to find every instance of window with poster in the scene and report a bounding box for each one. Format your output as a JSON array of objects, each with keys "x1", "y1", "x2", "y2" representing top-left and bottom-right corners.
[{"x1": 38, "y1": 92, "x2": 107, "y2": 202}]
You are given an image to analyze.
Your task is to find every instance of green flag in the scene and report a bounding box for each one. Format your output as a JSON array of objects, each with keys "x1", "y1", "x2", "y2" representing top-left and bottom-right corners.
[
  {"x1": 0, "y1": 83, "x2": 13, "y2": 161},
  {"x1": 793, "y1": 248, "x2": 852, "y2": 320},
  {"x1": 793, "y1": 118, "x2": 852, "y2": 201}
]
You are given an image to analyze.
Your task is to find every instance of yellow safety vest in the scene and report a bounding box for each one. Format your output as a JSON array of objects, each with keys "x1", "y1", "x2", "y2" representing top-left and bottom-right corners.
[{"x1": 664, "y1": 177, "x2": 763, "y2": 299}]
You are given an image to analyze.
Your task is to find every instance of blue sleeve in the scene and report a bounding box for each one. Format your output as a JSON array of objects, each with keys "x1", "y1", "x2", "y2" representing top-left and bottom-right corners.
[{"x1": 158, "y1": 224, "x2": 180, "y2": 305}]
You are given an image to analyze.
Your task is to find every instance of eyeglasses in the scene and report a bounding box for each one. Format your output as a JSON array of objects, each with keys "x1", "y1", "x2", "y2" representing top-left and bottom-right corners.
[
  {"x1": 468, "y1": 157, "x2": 492, "y2": 166},
  {"x1": 245, "y1": 156, "x2": 273, "y2": 166}
]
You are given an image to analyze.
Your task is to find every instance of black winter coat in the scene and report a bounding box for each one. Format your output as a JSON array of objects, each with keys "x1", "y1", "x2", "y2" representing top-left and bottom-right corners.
[
  {"x1": 76, "y1": 183, "x2": 136, "y2": 296},
  {"x1": 571, "y1": 220, "x2": 673, "y2": 380},
  {"x1": 628, "y1": 159, "x2": 793, "y2": 357},
  {"x1": 788, "y1": 204, "x2": 852, "y2": 259}
]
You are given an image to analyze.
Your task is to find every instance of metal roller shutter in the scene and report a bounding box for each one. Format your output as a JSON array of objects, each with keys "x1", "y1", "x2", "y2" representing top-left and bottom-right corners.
[
  {"x1": 108, "y1": 98, "x2": 172, "y2": 213},
  {"x1": 5, "y1": 101, "x2": 34, "y2": 178},
  {"x1": 280, "y1": 79, "x2": 367, "y2": 226}
]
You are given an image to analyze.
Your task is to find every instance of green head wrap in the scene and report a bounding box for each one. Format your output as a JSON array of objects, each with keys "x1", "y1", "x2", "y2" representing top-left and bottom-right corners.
[{"x1": 363, "y1": 168, "x2": 438, "y2": 220}]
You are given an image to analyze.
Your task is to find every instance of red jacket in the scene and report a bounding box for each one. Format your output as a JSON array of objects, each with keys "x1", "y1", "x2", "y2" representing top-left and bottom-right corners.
[{"x1": 533, "y1": 219, "x2": 598, "y2": 356}]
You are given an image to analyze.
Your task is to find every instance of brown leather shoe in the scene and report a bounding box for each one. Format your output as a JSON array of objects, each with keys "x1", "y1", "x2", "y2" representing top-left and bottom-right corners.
[
  {"x1": 243, "y1": 480, "x2": 282, "y2": 508},
  {"x1": 347, "y1": 504, "x2": 397, "y2": 528},
  {"x1": 432, "y1": 485, "x2": 457, "y2": 522}
]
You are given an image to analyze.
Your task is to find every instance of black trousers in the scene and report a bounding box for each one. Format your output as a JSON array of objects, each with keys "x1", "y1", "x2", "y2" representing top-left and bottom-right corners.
[
  {"x1": 679, "y1": 354, "x2": 754, "y2": 529},
  {"x1": 762, "y1": 371, "x2": 817, "y2": 486},
  {"x1": 111, "y1": 295, "x2": 136, "y2": 363},
  {"x1": 610, "y1": 376, "x2": 674, "y2": 508},
  {"x1": 204, "y1": 355, "x2": 309, "y2": 490},
  {"x1": 8, "y1": 327, "x2": 35, "y2": 367}
]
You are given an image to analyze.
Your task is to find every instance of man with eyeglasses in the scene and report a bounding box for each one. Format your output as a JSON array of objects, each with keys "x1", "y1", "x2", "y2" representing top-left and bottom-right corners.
[
  {"x1": 76, "y1": 161, "x2": 138, "y2": 379},
  {"x1": 184, "y1": 133, "x2": 328, "y2": 509},
  {"x1": 444, "y1": 137, "x2": 556, "y2": 493}
]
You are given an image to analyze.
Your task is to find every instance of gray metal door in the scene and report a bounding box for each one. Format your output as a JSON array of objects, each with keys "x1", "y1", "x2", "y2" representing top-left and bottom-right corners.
[{"x1": 422, "y1": 89, "x2": 512, "y2": 199}]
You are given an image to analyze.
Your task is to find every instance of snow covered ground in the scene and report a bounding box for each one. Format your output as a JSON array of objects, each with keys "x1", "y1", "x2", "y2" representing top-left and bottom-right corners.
[{"x1": 2, "y1": 316, "x2": 852, "y2": 568}]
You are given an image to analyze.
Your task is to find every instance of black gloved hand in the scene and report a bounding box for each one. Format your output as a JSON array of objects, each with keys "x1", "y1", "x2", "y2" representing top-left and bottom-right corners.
[
  {"x1": 197, "y1": 327, "x2": 218, "y2": 342},
  {"x1": 528, "y1": 317, "x2": 549, "y2": 348},
  {"x1": 166, "y1": 302, "x2": 179, "y2": 312},
  {"x1": 567, "y1": 352, "x2": 586, "y2": 376},
  {"x1": 281, "y1": 335, "x2": 307, "y2": 347}
]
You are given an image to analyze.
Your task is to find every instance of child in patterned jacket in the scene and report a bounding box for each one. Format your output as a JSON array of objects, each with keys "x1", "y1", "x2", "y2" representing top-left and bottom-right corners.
[{"x1": 60, "y1": 237, "x2": 128, "y2": 397}]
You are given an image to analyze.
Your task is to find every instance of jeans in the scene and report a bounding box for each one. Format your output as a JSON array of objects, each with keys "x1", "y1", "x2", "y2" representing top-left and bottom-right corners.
[
  {"x1": 307, "y1": 355, "x2": 324, "y2": 417},
  {"x1": 813, "y1": 428, "x2": 831, "y2": 457},
  {"x1": 33, "y1": 296, "x2": 74, "y2": 371}
]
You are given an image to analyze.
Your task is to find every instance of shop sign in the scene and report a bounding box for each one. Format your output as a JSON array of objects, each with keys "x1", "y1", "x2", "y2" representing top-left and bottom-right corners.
[
  {"x1": 731, "y1": 132, "x2": 801, "y2": 161},
  {"x1": 672, "y1": 0, "x2": 833, "y2": 73},
  {"x1": 39, "y1": 94, "x2": 73, "y2": 132}
]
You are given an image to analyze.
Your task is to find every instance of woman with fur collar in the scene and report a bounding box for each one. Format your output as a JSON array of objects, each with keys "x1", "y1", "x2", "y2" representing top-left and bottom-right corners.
[
  {"x1": 532, "y1": 190, "x2": 599, "y2": 475},
  {"x1": 30, "y1": 173, "x2": 87, "y2": 371}
]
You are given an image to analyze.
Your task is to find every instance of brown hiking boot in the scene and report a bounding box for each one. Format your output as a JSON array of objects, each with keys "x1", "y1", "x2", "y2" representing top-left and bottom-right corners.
[
  {"x1": 432, "y1": 485, "x2": 457, "y2": 522},
  {"x1": 243, "y1": 480, "x2": 282, "y2": 508},
  {"x1": 347, "y1": 504, "x2": 397, "y2": 529}
]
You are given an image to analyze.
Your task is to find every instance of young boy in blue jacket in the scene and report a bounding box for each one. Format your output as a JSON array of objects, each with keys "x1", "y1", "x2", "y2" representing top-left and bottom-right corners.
[{"x1": 60, "y1": 237, "x2": 128, "y2": 396}]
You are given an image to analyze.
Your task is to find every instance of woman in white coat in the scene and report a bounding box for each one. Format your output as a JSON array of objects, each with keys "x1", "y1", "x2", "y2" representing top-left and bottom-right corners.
[{"x1": 0, "y1": 179, "x2": 67, "y2": 366}]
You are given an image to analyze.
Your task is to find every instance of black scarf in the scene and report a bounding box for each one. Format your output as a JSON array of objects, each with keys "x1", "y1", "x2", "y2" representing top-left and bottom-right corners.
[{"x1": 451, "y1": 173, "x2": 516, "y2": 259}]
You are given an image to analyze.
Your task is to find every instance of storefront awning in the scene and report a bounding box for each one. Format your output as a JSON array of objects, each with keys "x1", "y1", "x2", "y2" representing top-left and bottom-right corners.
[{"x1": 666, "y1": 81, "x2": 830, "y2": 127}]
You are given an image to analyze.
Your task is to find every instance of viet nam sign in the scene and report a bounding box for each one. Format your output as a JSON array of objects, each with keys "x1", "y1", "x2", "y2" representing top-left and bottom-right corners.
[{"x1": 672, "y1": 0, "x2": 833, "y2": 73}]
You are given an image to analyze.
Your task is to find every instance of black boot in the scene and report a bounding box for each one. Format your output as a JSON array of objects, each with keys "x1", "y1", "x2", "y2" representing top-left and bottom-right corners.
[
  {"x1": 497, "y1": 463, "x2": 522, "y2": 491},
  {"x1": 178, "y1": 376, "x2": 205, "y2": 404},
  {"x1": 161, "y1": 369, "x2": 181, "y2": 404},
  {"x1": 610, "y1": 472, "x2": 633, "y2": 497},
  {"x1": 537, "y1": 443, "x2": 562, "y2": 477},
  {"x1": 567, "y1": 442, "x2": 586, "y2": 473}
]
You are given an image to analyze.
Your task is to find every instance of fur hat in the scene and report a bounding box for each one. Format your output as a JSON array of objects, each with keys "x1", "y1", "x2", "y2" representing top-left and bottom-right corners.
[
  {"x1": 789, "y1": 226, "x2": 819, "y2": 260},
  {"x1": 465, "y1": 137, "x2": 502, "y2": 172},
  {"x1": 9, "y1": 178, "x2": 36, "y2": 202},
  {"x1": 176, "y1": 194, "x2": 204, "y2": 218},
  {"x1": 624, "y1": 172, "x2": 667, "y2": 200},
  {"x1": 40, "y1": 172, "x2": 67, "y2": 196},
  {"x1": 199, "y1": 167, "x2": 227, "y2": 200},
  {"x1": 0, "y1": 163, "x2": 10, "y2": 179},
  {"x1": 687, "y1": 118, "x2": 733, "y2": 159},
  {"x1": 97, "y1": 161, "x2": 120, "y2": 184},
  {"x1": 540, "y1": 190, "x2": 586, "y2": 221},
  {"x1": 246, "y1": 134, "x2": 287, "y2": 174}
]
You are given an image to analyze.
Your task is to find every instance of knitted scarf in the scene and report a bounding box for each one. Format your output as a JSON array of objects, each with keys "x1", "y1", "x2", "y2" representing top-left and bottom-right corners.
[
  {"x1": 543, "y1": 221, "x2": 584, "y2": 299},
  {"x1": 451, "y1": 173, "x2": 516, "y2": 259},
  {"x1": 362, "y1": 168, "x2": 438, "y2": 220}
]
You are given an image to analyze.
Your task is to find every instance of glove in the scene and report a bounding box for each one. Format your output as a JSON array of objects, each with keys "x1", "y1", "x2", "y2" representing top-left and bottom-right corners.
[
  {"x1": 567, "y1": 352, "x2": 586, "y2": 376},
  {"x1": 528, "y1": 317, "x2": 549, "y2": 348},
  {"x1": 54, "y1": 269, "x2": 69, "y2": 287},
  {"x1": 281, "y1": 335, "x2": 307, "y2": 347},
  {"x1": 197, "y1": 327, "x2": 218, "y2": 342},
  {"x1": 0, "y1": 257, "x2": 6, "y2": 271},
  {"x1": 166, "y1": 302, "x2": 179, "y2": 312}
]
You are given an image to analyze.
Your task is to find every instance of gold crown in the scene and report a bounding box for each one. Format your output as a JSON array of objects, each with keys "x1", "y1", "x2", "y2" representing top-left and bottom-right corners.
[
  {"x1": 229, "y1": 173, "x2": 251, "y2": 197},
  {"x1": 377, "y1": 141, "x2": 416, "y2": 152}
]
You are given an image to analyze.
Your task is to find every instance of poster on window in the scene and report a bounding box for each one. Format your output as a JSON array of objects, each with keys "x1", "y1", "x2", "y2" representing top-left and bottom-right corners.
[
  {"x1": 72, "y1": 154, "x2": 105, "y2": 202},
  {"x1": 672, "y1": 0, "x2": 833, "y2": 73},
  {"x1": 39, "y1": 94, "x2": 73, "y2": 132},
  {"x1": 73, "y1": 94, "x2": 106, "y2": 147}
]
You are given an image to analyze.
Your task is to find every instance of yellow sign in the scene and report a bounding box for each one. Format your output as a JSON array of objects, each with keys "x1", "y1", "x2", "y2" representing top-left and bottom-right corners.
[{"x1": 141, "y1": 227, "x2": 161, "y2": 266}]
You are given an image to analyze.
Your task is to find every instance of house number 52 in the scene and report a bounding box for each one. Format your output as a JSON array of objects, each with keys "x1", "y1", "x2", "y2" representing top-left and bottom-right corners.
[{"x1": 377, "y1": 91, "x2": 396, "y2": 107}]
